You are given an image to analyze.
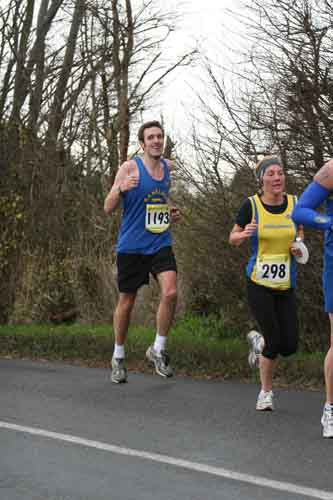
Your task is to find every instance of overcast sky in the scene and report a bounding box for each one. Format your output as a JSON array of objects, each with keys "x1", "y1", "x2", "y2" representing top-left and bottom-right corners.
[
  {"x1": 141, "y1": 0, "x2": 244, "y2": 137},
  {"x1": 1, "y1": 0, "x2": 244, "y2": 143}
]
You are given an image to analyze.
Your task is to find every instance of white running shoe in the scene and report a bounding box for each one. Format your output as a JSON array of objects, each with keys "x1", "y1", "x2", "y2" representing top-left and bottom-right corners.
[
  {"x1": 256, "y1": 390, "x2": 274, "y2": 411},
  {"x1": 247, "y1": 330, "x2": 264, "y2": 369},
  {"x1": 146, "y1": 345, "x2": 173, "y2": 378},
  {"x1": 321, "y1": 405, "x2": 333, "y2": 438},
  {"x1": 111, "y1": 358, "x2": 128, "y2": 384}
]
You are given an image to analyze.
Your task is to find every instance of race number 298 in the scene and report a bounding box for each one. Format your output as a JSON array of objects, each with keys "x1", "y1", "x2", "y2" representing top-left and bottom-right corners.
[{"x1": 256, "y1": 257, "x2": 289, "y2": 284}]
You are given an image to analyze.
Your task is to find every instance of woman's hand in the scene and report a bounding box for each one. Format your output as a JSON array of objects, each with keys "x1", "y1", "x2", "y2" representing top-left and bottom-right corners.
[
  {"x1": 290, "y1": 243, "x2": 303, "y2": 258},
  {"x1": 229, "y1": 221, "x2": 257, "y2": 246},
  {"x1": 242, "y1": 221, "x2": 258, "y2": 239}
]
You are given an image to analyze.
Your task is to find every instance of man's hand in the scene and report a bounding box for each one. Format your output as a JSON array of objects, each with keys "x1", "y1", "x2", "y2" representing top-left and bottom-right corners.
[
  {"x1": 104, "y1": 161, "x2": 139, "y2": 214},
  {"x1": 120, "y1": 172, "x2": 139, "y2": 193},
  {"x1": 170, "y1": 206, "x2": 181, "y2": 223}
]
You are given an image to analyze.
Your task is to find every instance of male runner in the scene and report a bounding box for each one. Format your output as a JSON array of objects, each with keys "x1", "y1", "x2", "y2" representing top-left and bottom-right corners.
[
  {"x1": 292, "y1": 159, "x2": 333, "y2": 437},
  {"x1": 104, "y1": 120, "x2": 180, "y2": 383}
]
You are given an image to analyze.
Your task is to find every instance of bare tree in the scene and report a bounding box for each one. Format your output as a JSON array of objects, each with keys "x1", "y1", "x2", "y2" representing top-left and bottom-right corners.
[
  {"x1": 45, "y1": 0, "x2": 86, "y2": 148},
  {"x1": 172, "y1": 0, "x2": 333, "y2": 343},
  {"x1": 0, "y1": 0, "x2": 197, "y2": 323},
  {"x1": 238, "y1": 0, "x2": 333, "y2": 177}
]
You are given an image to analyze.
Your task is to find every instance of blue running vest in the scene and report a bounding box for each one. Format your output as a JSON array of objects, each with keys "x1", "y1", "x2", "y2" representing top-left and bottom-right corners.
[
  {"x1": 324, "y1": 191, "x2": 333, "y2": 258},
  {"x1": 117, "y1": 156, "x2": 172, "y2": 254},
  {"x1": 323, "y1": 191, "x2": 333, "y2": 312}
]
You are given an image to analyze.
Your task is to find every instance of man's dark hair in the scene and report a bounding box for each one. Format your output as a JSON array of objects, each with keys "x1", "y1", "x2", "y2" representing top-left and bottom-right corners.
[{"x1": 138, "y1": 121, "x2": 164, "y2": 143}]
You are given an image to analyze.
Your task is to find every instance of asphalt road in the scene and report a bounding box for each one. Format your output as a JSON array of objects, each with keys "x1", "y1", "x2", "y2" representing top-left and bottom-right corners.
[{"x1": 1, "y1": 358, "x2": 333, "y2": 500}]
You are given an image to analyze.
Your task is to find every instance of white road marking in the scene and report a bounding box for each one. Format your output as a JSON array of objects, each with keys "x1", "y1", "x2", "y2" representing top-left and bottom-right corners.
[{"x1": 1, "y1": 420, "x2": 332, "y2": 500}]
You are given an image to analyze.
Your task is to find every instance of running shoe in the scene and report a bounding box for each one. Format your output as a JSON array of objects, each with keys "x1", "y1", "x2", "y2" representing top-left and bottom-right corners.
[
  {"x1": 111, "y1": 358, "x2": 127, "y2": 384},
  {"x1": 247, "y1": 330, "x2": 264, "y2": 369},
  {"x1": 146, "y1": 345, "x2": 173, "y2": 378},
  {"x1": 321, "y1": 405, "x2": 333, "y2": 438},
  {"x1": 256, "y1": 390, "x2": 274, "y2": 411}
]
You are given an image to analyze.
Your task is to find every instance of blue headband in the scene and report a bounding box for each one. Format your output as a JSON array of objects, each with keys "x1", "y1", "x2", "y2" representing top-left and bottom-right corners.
[{"x1": 257, "y1": 157, "x2": 282, "y2": 180}]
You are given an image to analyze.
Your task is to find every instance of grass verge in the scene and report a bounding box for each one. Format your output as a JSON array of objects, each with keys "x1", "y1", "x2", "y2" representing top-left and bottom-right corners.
[{"x1": 0, "y1": 316, "x2": 325, "y2": 389}]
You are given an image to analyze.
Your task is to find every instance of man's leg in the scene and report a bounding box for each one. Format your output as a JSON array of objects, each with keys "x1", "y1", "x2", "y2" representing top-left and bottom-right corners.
[
  {"x1": 146, "y1": 270, "x2": 177, "y2": 377},
  {"x1": 321, "y1": 314, "x2": 333, "y2": 436},
  {"x1": 322, "y1": 255, "x2": 333, "y2": 436},
  {"x1": 111, "y1": 292, "x2": 136, "y2": 383},
  {"x1": 113, "y1": 292, "x2": 137, "y2": 346},
  {"x1": 156, "y1": 270, "x2": 177, "y2": 338},
  {"x1": 324, "y1": 314, "x2": 333, "y2": 404}
]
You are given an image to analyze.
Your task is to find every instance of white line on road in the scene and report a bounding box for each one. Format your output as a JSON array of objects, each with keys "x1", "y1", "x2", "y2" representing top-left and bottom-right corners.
[{"x1": 1, "y1": 420, "x2": 332, "y2": 500}]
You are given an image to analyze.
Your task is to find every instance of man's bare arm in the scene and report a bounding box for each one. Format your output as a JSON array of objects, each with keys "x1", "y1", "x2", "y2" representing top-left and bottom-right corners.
[
  {"x1": 314, "y1": 159, "x2": 333, "y2": 190},
  {"x1": 104, "y1": 160, "x2": 138, "y2": 215}
]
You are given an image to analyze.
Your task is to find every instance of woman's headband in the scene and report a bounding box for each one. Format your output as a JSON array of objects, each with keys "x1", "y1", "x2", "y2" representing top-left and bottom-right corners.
[{"x1": 257, "y1": 157, "x2": 282, "y2": 181}]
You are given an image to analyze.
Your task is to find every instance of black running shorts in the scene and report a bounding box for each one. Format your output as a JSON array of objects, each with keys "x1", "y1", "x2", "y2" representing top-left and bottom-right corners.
[{"x1": 117, "y1": 246, "x2": 177, "y2": 293}]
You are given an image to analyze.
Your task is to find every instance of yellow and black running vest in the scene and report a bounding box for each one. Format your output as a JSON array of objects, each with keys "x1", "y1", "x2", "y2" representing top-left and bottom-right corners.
[{"x1": 246, "y1": 194, "x2": 298, "y2": 290}]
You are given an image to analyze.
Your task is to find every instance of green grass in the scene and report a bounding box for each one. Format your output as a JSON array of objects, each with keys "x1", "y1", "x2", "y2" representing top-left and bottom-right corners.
[{"x1": 0, "y1": 316, "x2": 325, "y2": 388}]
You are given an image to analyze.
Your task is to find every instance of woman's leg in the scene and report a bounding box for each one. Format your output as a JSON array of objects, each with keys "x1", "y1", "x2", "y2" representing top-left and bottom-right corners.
[{"x1": 247, "y1": 280, "x2": 280, "y2": 406}]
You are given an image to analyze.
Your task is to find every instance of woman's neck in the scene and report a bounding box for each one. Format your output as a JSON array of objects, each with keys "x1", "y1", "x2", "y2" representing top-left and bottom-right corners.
[{"x1": 260, "y1": 192, "x2": 284, "y2": 205}]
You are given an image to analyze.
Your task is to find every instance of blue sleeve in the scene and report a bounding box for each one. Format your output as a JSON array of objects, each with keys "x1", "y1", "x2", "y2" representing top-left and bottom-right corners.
[{"x1": 292, "y1": 181, "x2": 332, "y2": 231}]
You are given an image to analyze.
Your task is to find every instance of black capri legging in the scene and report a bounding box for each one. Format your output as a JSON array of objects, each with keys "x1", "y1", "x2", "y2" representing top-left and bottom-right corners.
[{"x1": 246, "y1": 279, "x2": 299, "y2": 360}]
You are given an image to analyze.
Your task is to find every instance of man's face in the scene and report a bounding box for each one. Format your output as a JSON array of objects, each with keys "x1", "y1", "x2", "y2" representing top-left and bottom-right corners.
[{"x1": 141, "y1": 126, "x2": 164, "y2": 158}]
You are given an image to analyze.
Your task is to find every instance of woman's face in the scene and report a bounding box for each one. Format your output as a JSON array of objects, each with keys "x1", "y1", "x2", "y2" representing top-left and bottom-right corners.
[{"x1": 262, "y1": 164, "x2": 285, "y2": 195}]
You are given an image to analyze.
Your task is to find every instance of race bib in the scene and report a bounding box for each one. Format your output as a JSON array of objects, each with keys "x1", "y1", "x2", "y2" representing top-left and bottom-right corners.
[
  {"x1": 145, "y1": 204, "x2": 170, "y2": 233},
  {"x1": 256, "y1": 254, "x2": 290, "y2": 284}
]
